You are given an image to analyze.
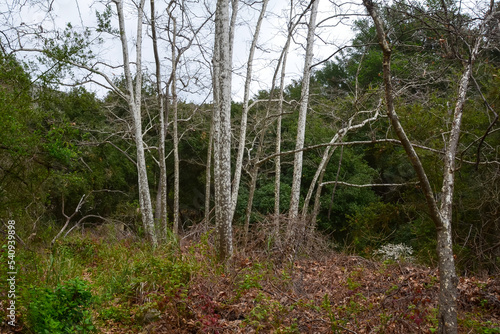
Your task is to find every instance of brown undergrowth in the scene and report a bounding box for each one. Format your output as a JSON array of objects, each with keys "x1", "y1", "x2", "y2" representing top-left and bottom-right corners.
[
  {"x1": 2, "y1": 222, "x2": 498, "y2": 334},
  {"x1": 142, "y1": 223, "x2": 500, "y2": 334}
]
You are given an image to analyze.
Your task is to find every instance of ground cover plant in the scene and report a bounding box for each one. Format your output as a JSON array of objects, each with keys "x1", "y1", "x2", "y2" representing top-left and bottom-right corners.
[{"x1": 1, "y1": 225, "x2": 498, "y2": 333}]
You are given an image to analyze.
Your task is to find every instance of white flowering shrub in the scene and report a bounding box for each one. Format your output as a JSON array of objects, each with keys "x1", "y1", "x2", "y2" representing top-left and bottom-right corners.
[{"x1": 373, "y1": 243, "x2": 414, "y2": 262}]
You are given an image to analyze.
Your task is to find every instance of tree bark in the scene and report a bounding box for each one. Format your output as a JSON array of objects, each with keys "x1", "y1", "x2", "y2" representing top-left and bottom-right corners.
[
  {"x1": 436, "y1": 29, "x2": 483, "y2": 334},
  {"x1": 150, "y1": 0, "x2": 168, "y2": 241},
  {"x1": 169, "y1": 9, "x2": 180, "y2": 236},
  {"x1": 204, "y1": 120, "x2": 214, "y2": 225},
  {"x1": 287, "y1": 0, "x2": 320, "y2": 247},
  {"x1": 362, "y1": 1, "x2": 492, "y2": 332},
  {"x1": 115, "y1": 0, "x2": 157, "y2": 246},
  {"x1": 273, "y1": 2, "x2": 295, "y2": 246},
  {"x1": 213, "y1": 0, "x2": 234, "y2": 261},
  {"x1": 230, "y1": 0, "x2": 268, "y2": 222}
]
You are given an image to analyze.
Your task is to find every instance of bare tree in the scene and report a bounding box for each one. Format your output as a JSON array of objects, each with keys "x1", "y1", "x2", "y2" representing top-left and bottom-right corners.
[
  {"x1": 287, "y1": 0, "x2": 320, "y2": 250},
  {"x1": 114, "y1": 0, "x2": 157, "y2": 245},
  {"x1": 230, "y1": 0, "x2": 269, "y2": 222},
  {"x1": 304, "y1": 105, "x2": 382, "y2": 226},
  {"x1": 273, "y1": 1, "x2": 296, "y2": 246},
  {"x1": 150, "y1": 0, "x2": 212, "y2": 237},
  {"x1": 213, "y1": 0, "x2": 236, "y2": 261},
  {"x1": 150, "y1": 0, "x2": 168, "y2": 239},
  {"x1": 362, "y1": 0, "x2": 495, "y2": 332},
  {"x1": 238, "y1": 0, "x2": 312, "y2": 246},
  {"x1": 167, "y1": 1, "x2": 181, "y2": 236},
  {"x1": 13, "y1": 0, "x2": 160, "y2": 245}
]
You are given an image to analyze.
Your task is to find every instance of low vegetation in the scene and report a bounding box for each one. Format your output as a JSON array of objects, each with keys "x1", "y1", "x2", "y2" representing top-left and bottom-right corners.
[{"x1": 1, "y1": 226, "x2": 498, "y2": 333}]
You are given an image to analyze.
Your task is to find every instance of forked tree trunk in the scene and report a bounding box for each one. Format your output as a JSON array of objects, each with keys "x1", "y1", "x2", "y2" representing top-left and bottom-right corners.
[
  {"x1": 150, "y1": 0, "x2": 168, "y2": 240},
  {"x1": 362, "y1": 0, "x2": 492, "y2": 332},
  {"x1": 115, "y1": 0, "x2": 157, "y2": 246},
  {"x1": 287, "y1": 0, "x2": 319, "y2": 247},
  {"x1": 230, "y1": 0, "x2": 268, "y2": 222}
]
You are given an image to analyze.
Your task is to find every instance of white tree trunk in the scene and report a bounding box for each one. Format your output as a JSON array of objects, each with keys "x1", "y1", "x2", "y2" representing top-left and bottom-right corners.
[
  {"x1": 230, "y1": 0, "x2": 268, "y2": 221},
  {"x1": 436, "y1": 32, "x2": 482, "y2": 334},
  {"x1": 170, "y1": 13, "x2": 180, "y2": 236},
  {"x1": 362, "y1": 1, "x2": 492, "y2": 332},
  {"x1": 115, "y1": 0, "x2": 157, "y2": 246},
  {"x1": 287, "y1": 0, "x2": 319, "y2": 243},
  {"x1": 273, "y1": 5, "x2": 295, "y2": 243},
  {"x1": 242, "y1": 3, "x2": 298, "y2": 245},
  {"x1": 150, "y1": 0, "x2": 168, "y2": 240},
  {"x1": 213, "y1": 0, "x2": 234, "y2": 261}
]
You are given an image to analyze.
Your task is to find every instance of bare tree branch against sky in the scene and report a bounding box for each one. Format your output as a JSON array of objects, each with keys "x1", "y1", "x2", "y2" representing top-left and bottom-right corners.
[{"x1": 0, "y1": 0, "x2": 359, "y2": 103}]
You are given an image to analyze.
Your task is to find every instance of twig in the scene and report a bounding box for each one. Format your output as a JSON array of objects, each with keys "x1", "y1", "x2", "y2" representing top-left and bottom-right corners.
[
  {"x1": 314, "y1": 318, "x2": 359, "y2": 334},
  {"x1": 63, "y1": 215, "x2": 110, "y2": 238},
  {"x1": 51, "y1": 194, "x2": 86, "y2": 247},
  {"x1": 321, "y1": 181, "x2": 419, "y2": 188}
]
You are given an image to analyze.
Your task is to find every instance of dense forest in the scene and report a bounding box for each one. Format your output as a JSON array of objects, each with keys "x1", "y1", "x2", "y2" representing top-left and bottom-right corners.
[{"x1": 0, "y1": 0, "x2": 499, "y2": 333}]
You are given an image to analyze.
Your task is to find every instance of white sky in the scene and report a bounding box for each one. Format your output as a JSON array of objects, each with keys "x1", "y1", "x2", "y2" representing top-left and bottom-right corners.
[{"x1": 1, "y1": 0, "x2": 362, "y2": 103}]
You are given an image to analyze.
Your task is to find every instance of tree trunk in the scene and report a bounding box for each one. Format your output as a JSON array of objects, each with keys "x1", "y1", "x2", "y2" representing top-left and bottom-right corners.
[
  {"x1": 150, "y1": 0, "x2": 168, "y2": 241},
  {"x1": 115, "y1": 0, "x2": 157, "y2": 246},
  {"x1": 362, "y1": 1, "x2": 491, "y2": 332},
  {"x1": 287, "y1": 0, "x2": 320, "y2": 247},
  {"x1": 204, "y1": 121, "x2": 214, "y2": 225},
  {"x1": 363, "y1": 0, "x2": 452, "y2": 328},
  {"x1": 436, "y1": 31, "x2": 483, "y2": 333},
  {"x1": 273, "y1": 3, "x2": 295, "y2": 245},
  {"x1": 170, "y1": 13, "x2": 180, "y2": 236},
  {"x1": 243, "y1": 166, "x2": 258, "y2": 247},
  {"x1": 230, "y1": 0, "x2": 268, "y2": 222},
  {"x1": 213, "y1": 0, "x2": 234, "y2": 261}
]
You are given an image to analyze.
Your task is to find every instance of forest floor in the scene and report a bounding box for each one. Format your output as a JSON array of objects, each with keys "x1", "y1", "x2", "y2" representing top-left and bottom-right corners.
[
  {"x1": 99, "y1": 232, "x2": 500, "y2": 334},
  {"x1": 135, "y1": 256, "x2": 500, "y2": 334},
  {"x1": 1, "y1": 226, "x2": 499, "y2": 334}
]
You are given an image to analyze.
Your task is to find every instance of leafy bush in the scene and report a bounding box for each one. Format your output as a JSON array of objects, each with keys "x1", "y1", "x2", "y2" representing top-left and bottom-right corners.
[{"x1": 26, "y1": 277, "x2": 96, "y2": 334}]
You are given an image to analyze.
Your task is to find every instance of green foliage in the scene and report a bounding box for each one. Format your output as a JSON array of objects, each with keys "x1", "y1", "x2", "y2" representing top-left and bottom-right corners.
[
  {"x1": 96, "y1": 6, "x2": 119, "y2": 35},
  {"x1": 235, "y1": 180, "x2": 292, "y2": 223},
  {"x1": 316, "y1": 148, "x2": 379, "y2": 236},
  {"x1": 0, "y1": 54, "x2": 35, "y2": 153},
  {"x1": 43, "y1": 122, "x2": 80, "y2": 164},
  {"x1": 85, "y1": 239, "x2": 193, "y2": 328},
  {"x1": 346, "y1": 273, "x2": 362, "y2": 291},
  {"x1": 98, "y1": 305, "x2": 131, "y2": 324},
  {"x1": 55, "y1": 237, "x2": 99, "y2": 265},
  {"x1": 41, "y1": 23, "x2": 94, "y2": 76},
  {"x1": 25, "y1": 278, "x2": 96, "y2": 334},
  {"x1": 243, "y1": 293, "x2": 298, "y2": 333},
  {"x1": 346, "y1": 202, "x2": 405, "y2": 255},
  {"x1": 235, "y1": 266, "x2": 265, "y2": 297},
  {"x1": 459, "y1": 316, "x2": 500, "y2": 334},
  {"x1": 321, "y1": 294, "x2": 349, "y2": 333}
]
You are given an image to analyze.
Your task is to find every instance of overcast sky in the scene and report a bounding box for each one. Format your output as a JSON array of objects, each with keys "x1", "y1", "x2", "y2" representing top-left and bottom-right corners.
[{"x1": 1, "y1": 0, "x2": 362, "y2": 103}]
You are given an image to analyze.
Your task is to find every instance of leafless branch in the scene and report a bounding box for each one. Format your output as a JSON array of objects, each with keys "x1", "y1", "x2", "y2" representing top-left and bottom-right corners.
[
  {"x1": 470, "y1": 75, "x2": 498, "y2": 169},
  {"x1": 320, "y1": 180, "x2": 419, "y2": 188},
  {"x1": 51, "y1": 194, "x2": 86, "y2": 247}
]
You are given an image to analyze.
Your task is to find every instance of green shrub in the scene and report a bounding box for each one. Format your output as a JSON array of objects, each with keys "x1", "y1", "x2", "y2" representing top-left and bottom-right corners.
[{"x1": 26, "y1": 277, "x2": 96, "y2": 334}]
